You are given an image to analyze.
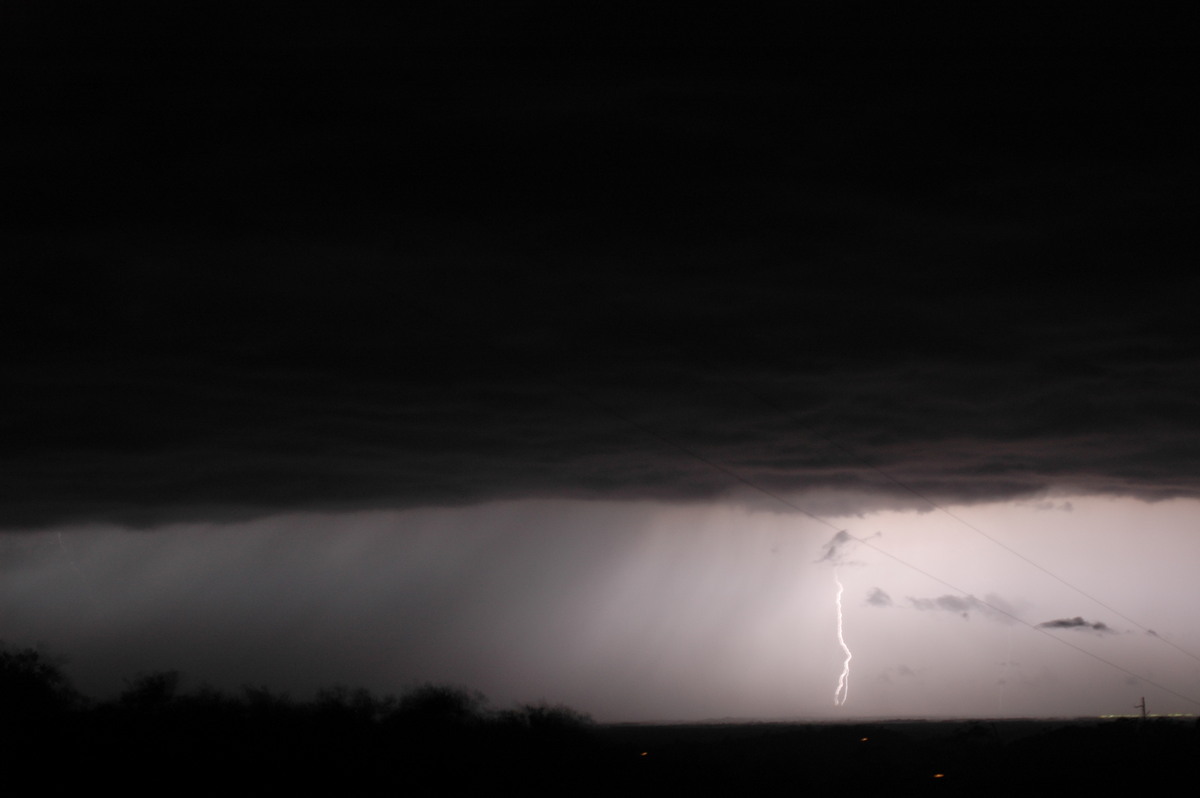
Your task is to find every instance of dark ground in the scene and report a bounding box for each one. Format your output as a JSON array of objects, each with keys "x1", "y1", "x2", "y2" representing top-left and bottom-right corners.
[
  {"x1": 6, "y1": 645, "x2": 1197, "y2": 795},
  {"x1": 24, "y1": 714, "x2": 1200, "y2": 795},
  {"x1": 599, "y1": 716, "x2": 1198, "y2": 796},
  {"x1": 5, "y1": 646, "x2": 1195, "y2": 797}
]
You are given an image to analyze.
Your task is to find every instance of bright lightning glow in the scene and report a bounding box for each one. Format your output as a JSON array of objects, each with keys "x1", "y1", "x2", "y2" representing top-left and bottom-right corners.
[{"x1": 833, "y1": 568, "x2": 852, "y2": 706}]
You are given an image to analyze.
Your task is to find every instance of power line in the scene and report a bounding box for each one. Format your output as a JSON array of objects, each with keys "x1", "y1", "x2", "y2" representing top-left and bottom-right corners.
[
  {"x1": 736, "y1": 381, "x2": 1200, "y2": 667},
  {"x1": 848, "y1": 529, "x2": 1200, "y2": 709},
  {"x1": 560, "y1": 381, "x2": 1200, "y2": 710}
]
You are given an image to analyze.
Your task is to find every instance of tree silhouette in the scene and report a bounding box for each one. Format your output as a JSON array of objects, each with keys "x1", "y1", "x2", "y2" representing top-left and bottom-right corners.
[
  {"x1": 0, "y1": 645, "x2": 79, "y2": 719},
  {"x1": 393, "y1": 683, "x2": 487, "y2": 730},
  {"x1": 119, "y1": 670, "x2": 181, "y2": 712}
]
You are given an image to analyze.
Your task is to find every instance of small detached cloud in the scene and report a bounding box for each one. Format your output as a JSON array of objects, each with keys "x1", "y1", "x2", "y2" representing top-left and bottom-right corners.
[
  {"x1": 817, "y1": 530, "x2": 881, "y2": 567},
  {"x1": 907, "y1": 593, "x2": 1018, "y2": 623},
  {"x1": 1037, "y1": 616, "x2": 1114, "y2": 634},
  {"x1": 866, "y1": 587, "x2": 893, "y2": 607},
  {"x1": 817, "y1": 530, "x2": 853, "y2": 565}
]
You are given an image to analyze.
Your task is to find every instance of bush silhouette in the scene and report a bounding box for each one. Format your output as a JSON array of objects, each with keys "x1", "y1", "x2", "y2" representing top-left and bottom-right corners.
[
  {"x1": 315, "y1": 684, "x2": 394, "y2": 723},
  {"x1": 119, "y1": 670, "x2": 181, "y2": 712},
  {"x1": 393, "y1": 683, "x2": 487, "y2": 730},
  {"x1": 0, "y1": 645, "x2": 79, "y2": 720},
  {"x1": 503, "y1": 702, "x2": 594, "y2": 732}
]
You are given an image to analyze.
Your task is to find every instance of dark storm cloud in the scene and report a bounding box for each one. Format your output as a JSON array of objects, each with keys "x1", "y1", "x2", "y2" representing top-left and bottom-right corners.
[
  {"x1": 4, "y1": 15, "x2": 1199, "y2": 527},
  {"x1": 1037, "y1": 617, "x2": 1115, "y2": 634}
]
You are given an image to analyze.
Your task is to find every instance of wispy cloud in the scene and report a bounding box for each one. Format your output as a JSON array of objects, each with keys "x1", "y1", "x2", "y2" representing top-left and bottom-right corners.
[
  {"x1": 817, "y1": 530, "x2": 853, "y2": 565},
  {"x1": 907, "y1": 593, "x2": 1018, "y2": 623}
]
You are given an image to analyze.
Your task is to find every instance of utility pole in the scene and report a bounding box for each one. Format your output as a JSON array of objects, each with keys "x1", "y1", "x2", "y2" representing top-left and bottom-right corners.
[{"x1": 1136, "y1": 696, "x2": 1147, "y2": 722}]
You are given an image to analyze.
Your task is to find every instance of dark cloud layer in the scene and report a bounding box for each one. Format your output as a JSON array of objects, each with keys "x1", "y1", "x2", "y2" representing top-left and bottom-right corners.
[{"x1": 4, "y1": 14, "x2": 1199, "y2": 527}]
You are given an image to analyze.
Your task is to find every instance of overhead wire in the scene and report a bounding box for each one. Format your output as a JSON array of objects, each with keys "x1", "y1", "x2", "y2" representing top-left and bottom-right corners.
[
  {"x1": 558, "y1": 380, "x2": 1200, "y2": 710},
  {"x1": 735, "y1": 381, "x2": 1200, "y2": 667}
]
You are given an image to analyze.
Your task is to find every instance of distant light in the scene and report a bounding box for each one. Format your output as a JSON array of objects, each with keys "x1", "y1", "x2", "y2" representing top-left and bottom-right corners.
[
  {"x1": 640, "y1": 752, "x2": 649, "y2": 757},
  {"x1": 860, "y1": 737, "x2": 869, "y2": 742},
  {"x1": 933, "y1": 773, "x2": 945, "y2": 779}
]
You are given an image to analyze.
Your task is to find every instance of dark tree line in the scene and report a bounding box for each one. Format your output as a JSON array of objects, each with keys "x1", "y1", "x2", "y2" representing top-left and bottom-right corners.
[
  {"x1": 3, "y1": 646, "x2": 1197, "y2": 796},
  {"x1": 0, "y1": 646, "x2": 603, "y2": 794}
]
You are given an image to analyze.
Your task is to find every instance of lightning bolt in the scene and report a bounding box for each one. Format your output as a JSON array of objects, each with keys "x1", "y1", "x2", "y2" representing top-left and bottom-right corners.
[{"x1": 833, "y1": 568, "x2": 852, "y2": 706}]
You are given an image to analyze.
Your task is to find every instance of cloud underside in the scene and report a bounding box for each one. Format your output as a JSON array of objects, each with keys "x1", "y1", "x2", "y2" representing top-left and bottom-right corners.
[
  {"x1": 4, "y1": 321, "x2": 1199, "y2": 530},
  {"x1": 4, "y1": 266, "x2": 1200, "y2": 528},
  {"x1": 3, "y1": 44, "x2": 1198, "y2": 528}
]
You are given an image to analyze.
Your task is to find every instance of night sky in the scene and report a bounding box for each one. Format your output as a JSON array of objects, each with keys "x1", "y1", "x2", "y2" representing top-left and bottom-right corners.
[{"x1": 4, "y1": 7, "x2": 1200, "y2": 721}]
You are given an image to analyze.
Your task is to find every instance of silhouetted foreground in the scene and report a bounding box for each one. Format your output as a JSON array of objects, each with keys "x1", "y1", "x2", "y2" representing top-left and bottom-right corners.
[{"x1": 2, "y1": 647, "x2": 1196, "y2": 795}]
